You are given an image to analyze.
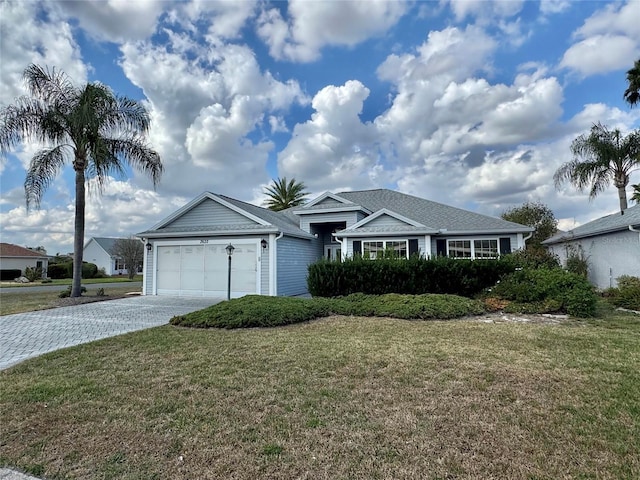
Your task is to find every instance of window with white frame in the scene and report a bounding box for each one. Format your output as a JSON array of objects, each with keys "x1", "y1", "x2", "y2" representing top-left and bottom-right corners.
[
  {"x1": 362, "y1": 240, "x2": 408, "y2": 259},
  {"x1": 115, "y1": 258, "x2": 125, "y2": 270},
  {"x1": 447, "y1": 239, "x2": 498, "y2": 259}
]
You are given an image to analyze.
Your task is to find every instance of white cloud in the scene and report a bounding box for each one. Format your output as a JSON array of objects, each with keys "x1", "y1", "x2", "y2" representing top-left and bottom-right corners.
[
  {"x1": 539, "y1": 0, "x2": 571, "y2": 16},
  {"x1": 0, "y1": 1, "x2": 87, "y2": 106},
  {"x1": 119, "y1": 33, "x2": 307, "y2": 200},
  {"x1": 257, "y1": 0, "x2": 407, "y2": 62},
  {"x1": 560, "y1": 1, "x2": 640, "y2": 76},
  {"x1": 278, "y1": 80, "x2": 385, "y2": 191},
  {"x1": 444, "y1": 0, "x2": 524, "y2": 23},
  {"x1": 56, "y1": 0, "x2": 165, "y2": 42}
]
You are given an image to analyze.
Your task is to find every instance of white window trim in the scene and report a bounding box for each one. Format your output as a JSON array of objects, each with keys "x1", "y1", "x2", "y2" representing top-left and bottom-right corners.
[
  {"x1": 362, "y1": 239, "x2": 409, "y2": 259},
  {"x1": 446, "y1": 238, "x2": 500, "y2": 259}
]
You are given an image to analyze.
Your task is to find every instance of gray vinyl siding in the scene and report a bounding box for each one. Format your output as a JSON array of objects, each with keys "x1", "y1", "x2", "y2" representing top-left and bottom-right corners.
[
  {"x1": 164, "y1": 198, "x2": 257, "y2": 229},
  {"x1": 313, "y1": 197, "x2": 346, "y2": 207},
  {"x1": 144, "y1": 249, "x2": 154, "y2": 295},
  {"x1": 365, "y1": 214, "x2": 412, "y2": 228},
  {"x1": 547, "y1": 230, "x2": 640, "y2": 289},
  {"x1": 430, "y1": 234, "x2": 518, "y2": 257},
  {"x1": 277, "y1": 235, "x2": 318, "y2": 296},
  {"x1": 299, "y1": 211, "x2": 361, "y2": 233}
]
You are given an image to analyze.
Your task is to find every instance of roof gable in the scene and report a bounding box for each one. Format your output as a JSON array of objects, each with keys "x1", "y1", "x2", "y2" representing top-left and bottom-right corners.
[
  {"x1": 85, "y1": 237, "x2": 126, "y2": 255},
  {"x1": 350, "y1": 209, "x2": 426, "y2": 229},
  {"x1": 151, "y1": 193, "x2": 269, "y2": 231},
  {"x1": 303, "y1": 192, "x2": 354, "y2": 208}
]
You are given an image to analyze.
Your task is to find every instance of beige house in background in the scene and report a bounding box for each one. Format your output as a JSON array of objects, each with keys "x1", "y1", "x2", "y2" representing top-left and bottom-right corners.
[{"x1": 0, "y1": 243, "x2": 49, "y2": 278}]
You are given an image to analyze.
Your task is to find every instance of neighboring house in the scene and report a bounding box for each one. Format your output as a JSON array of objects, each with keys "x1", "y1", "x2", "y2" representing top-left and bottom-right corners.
[
  {"x1": 543, "y1": 204, "x2": 640, "y2": 289},
  {"x1": 0, "y1": 243, "x2": 48, "y2": 278},
  {"x1": 137, "y1": 189, "x2": 533, "y2": 298},
  {"x1": 83, "y1": 237, "x2": 141, "y2": 276}
]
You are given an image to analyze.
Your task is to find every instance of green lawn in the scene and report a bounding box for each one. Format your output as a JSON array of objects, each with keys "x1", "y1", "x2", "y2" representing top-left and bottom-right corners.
[{"x1": 1, "y1": 306, "x2": 639, "y2": 479}]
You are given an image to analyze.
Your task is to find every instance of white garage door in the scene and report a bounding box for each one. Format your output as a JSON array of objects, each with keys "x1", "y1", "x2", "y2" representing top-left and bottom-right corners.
[{"x1": 156, "y1": 242, "x2": 258, "y2": 297}]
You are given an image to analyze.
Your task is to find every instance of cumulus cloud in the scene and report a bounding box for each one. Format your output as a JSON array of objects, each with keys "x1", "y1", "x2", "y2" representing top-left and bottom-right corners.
[
  {"x1": 443, "y1": 0, "x2": 524, "y2": 23},
  {"x1": 119, "y1": 33, "x2": 307, "y2": 200},
  {"x1": 0, "y1": 1, "x2": 87, "y2": 106},
  {"x1": 278, "y1": 80, "x2": 384, "y2": 191},
  {"x1": 560, "y1": 1, "x2": 640, "y2": 76},
  {"x1": 56, "y1": 0, "x2": 165, "y2": 42},
  {"x1": 257, "y1": 0, "x2": 407, "y2": 62}
]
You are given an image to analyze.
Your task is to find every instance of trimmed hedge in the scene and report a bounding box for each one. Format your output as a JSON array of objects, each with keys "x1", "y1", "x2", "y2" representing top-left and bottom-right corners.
[
  {"x1": 170, "y1": 293, "x2": 486, "y2": 329},
  {"x1": 1, "y1": 269, "x2": 22, "y2": 281},
  {"x1": 491, "y1": 268, "x2": 597, "y2": 317},
  {"x1": 47, "y1": 261, "x2": 99, "y2": 279},
  {"x1": 307, "y1": 255, "x2": 515, "y2": 298}
]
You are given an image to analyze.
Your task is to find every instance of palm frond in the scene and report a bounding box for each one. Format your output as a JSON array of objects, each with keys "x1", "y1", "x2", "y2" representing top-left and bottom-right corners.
[
  {"x1": 23, "y1": 64, "x2": 76, "y2": 106},
  {"x1": 264, "y1": 177, "x2": 309, "y2": 211},
  {"x1": 624, "y1": 59, "x2": 640, "y2": 107},
  {"x1": 102, "y1": 137, "x2": 163, "y2": 187},
  {"x1": 24, "y1": 145, "x2": 70, "y2": 210}
]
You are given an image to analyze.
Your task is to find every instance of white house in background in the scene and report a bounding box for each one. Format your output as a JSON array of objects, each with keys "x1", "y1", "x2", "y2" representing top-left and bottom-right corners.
[
  {"x1": 83, "y1": 237, "x2": 131, "y2": 276},
  {"x1": 0, "y1": 243, "x2": 49, "y2": 278},
  {"x1": 543, "y1": 204, "x2": 640, "y2": 289},
  {"x1": 137, "y1": 189, "x2": 534, "y2": 298}
]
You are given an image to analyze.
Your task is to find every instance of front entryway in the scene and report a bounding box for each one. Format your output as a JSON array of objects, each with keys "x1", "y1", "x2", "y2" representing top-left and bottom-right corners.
[
  {"x1": 155, "y1": 242, "x2": 259, "y2": 297},
  {"x1": 326, "y1": 244, "x2": 342, "y2": 261}
]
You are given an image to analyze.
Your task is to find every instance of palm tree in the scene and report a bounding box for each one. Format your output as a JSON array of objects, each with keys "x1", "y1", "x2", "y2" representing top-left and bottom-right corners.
[
  {"x1": 0, "y1": 64, "x2": 163, "y2": 297},
  {"x1": 554, "y1": 123, "x2": 640, "y2": 213},
  {"x1": 264, "y1": 177, "x2": 309, "y2": 211},
  {"x1": 631, "y1": 184, "x2": 640, "y2": 204},
  {"x1": 624, "y1": 59, "x2": 640, "y2": 107}
]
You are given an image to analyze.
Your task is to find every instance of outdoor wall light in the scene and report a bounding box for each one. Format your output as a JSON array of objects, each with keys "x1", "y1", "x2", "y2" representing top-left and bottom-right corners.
[
  {"x1": 146, "y1": 242, "x2": 152, "y2": 252},
  {"x1": 261, "y1": 238, "x2": 268, "y2": 250}
]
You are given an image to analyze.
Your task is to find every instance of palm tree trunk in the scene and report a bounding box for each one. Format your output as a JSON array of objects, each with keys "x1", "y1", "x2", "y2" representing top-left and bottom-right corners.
[
  {"x1": 71, "y1": 164, "x2": 86, "y2": 297},
  {"x1": 618, "y1": 185, "x2": 629, "y2": 213}
]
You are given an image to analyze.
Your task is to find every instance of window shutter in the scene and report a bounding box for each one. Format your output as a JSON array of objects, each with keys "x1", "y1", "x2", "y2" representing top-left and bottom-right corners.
[
  {"x1": 353, "y1": 240, "x2": 362, "y2": 255},
  {"x1": 499, "y1": 237, "x2": 511, "y2": 255},
  {"x1": 408, "y1": 239, "x2": 419, "y2": 256},
  {"x1": 436, "y1": 239, "x2": 447, "y2": 256}
]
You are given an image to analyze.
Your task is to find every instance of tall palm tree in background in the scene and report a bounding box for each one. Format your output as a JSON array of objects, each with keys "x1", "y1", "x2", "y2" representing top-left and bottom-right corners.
[
  {"x1": 554, "y1": 123, "x2": 640, "y2": 213},
  {"x1": 264, "y1": 177, "x2": 309, "y2": 211},
  {"x1": 0, "y1": 64, "x2": 163, "y2": 297},
  {"x1": 631, "y1": 184, "x2": 640, "y2": 204},
  {"x1": 624, "y1": 59, "x2": 640, "y2": 107}
]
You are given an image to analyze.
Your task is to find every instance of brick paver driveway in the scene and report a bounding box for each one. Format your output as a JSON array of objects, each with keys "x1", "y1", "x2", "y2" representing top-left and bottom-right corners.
[{"x1": 0, "y1": 296, "x2": 221, "y2": 370}]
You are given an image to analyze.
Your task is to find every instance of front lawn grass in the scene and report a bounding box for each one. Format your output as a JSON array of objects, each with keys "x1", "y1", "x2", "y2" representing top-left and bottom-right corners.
[
  {"x1": 1, "y1": 309, "x2": 639, "y2": 479},
  {"x1": 0, "y1": 276, "x2": 142, "y2": 288}
]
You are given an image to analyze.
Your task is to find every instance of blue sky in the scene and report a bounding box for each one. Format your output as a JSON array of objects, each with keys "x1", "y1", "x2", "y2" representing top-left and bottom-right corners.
[{"x1": 1, "y1": 0, "x2": 639, "y2": 255}]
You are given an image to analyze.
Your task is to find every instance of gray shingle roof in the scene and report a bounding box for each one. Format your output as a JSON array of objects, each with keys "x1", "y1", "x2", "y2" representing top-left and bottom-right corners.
[
  {"x1": 336, "y1": 189, "x2": 532, "y2": 233},
  {"x1": 543, "y1": 204, "x2": 640, "y2": 244},
  {"x1": 90, "y1": 237, "x2": 125, "y2": 254}
]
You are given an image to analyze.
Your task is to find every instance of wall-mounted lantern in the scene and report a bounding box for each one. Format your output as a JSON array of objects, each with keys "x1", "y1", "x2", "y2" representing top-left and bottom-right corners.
[
  {"x1": 146, "y1": 242, "x2": 152, "y2": 252},
  {"x1": 261, "y1": 238, "x2": 268, "y2": 250}
]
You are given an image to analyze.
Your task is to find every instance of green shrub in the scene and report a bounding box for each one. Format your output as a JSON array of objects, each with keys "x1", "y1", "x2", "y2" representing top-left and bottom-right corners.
[
  {"x1": 492, "y1": 268, "x2": 597, "y2": 317},
  {"x1": 58, "y1": 285, "x2": 87, "y2": 298},
  {"x1": 23, "y1": 266, "x2": 43, "y2": 282},
  {"x1": 307, "y1": 255, "x2": 515, "y2": 298},
  {"x1": 608, "y1": 276, "x2": 640, "y2": 311},
  {"x1": 47, "y1": 261, "x2": 99, "y2": 279},
  {"x1": 171, "y1": 293, "x2": 486, "y2": 328},
  {"x1": 504, "y1": 248, "x2": 561, "y2": 270},
  {"x1": 564, "y1": 244, "x2": 589, "y2": 278}
]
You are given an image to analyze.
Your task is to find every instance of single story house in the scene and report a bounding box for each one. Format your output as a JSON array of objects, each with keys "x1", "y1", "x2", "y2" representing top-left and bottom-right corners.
[
  {"x1": 137, "y1": 189, "x2": 533, "y2": 298},
  {"x1": 0, "y1": 243, "x2": 49, "y2": 278},
  {"x1": 543, "y1": 204, "x2": 640, "y2": 289},
  {"x1": 83, "y1": 237, "x2": 142, "y2": 276}
]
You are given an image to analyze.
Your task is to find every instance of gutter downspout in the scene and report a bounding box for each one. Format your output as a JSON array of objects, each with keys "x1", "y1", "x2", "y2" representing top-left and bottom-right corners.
[
  {"x1": 520, "y1": 231, "x2": 533, "y2": 250},
  {"x1": 333, "y1": 232, "x2": 345, "y2": 261},
  {"x1": 270, "y1": 232, "x2": 284, "y2": 296}
]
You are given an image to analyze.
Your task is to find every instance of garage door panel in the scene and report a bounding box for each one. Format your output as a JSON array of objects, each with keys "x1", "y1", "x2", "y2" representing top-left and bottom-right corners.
[
  {"x1": 156, "y1": 242, "x2": 258, "y2": 297},
  {"x1": 157, "y1": 246, "x2": 181, "y2": 293}
]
